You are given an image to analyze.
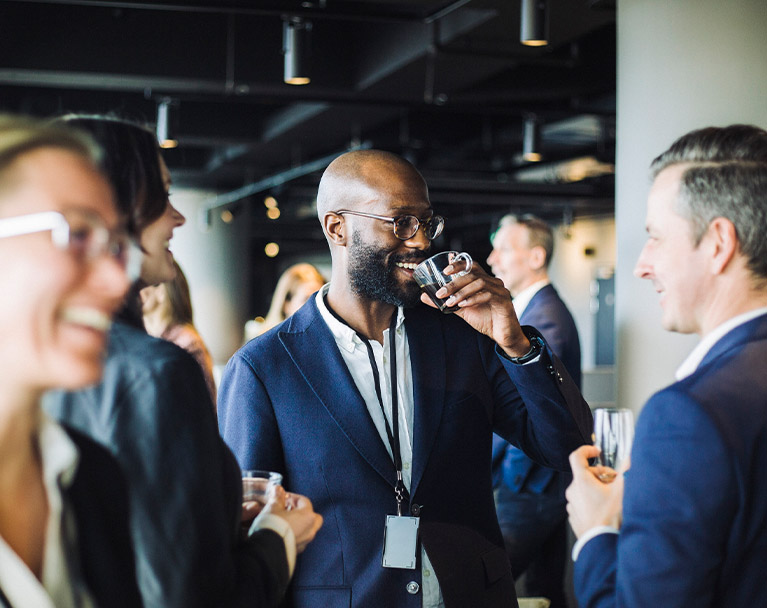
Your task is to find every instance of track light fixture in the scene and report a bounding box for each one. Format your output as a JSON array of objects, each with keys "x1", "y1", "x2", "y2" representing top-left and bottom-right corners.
[
  {"x1": 520, "y1": 0, "x2": 549, "y2": 47},
  {"x1": 156, "y1": 98, "x2": 178, "y2": 149},
  {"x1": 522, "y1": 115, "x2": 542, "y2": 162},
  {"x1": 283, "y1": 17, "x2": 312, "y2": 85}
]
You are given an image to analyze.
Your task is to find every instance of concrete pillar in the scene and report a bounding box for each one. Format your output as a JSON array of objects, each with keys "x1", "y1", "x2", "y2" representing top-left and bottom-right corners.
[
  {"x1": 616, "y1": 0, "x2": 767, "y2": 412},
  {"x1": 167, "y1": 188, "x2": 252, "y2": 365}
]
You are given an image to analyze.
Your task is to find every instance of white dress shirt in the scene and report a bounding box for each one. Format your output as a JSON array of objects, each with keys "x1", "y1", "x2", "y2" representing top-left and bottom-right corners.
[
  {"x1": 316, "y1": 286, "x2": 445, "y2": 608},
  {"x1": 511, "y1": 279, "x2": 550, "y2": 318},
  {"x1": 572, "y1": 307, "x2": 767, "y2": 562},
  {"x1": 0, "y1": 414, "x2": 95, "y2": 608}
]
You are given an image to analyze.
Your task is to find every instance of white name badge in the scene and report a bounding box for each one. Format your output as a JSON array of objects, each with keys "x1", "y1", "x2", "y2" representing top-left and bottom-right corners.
[{"x1": 382, "y1": 515, "x2": 419, "y2": 569}]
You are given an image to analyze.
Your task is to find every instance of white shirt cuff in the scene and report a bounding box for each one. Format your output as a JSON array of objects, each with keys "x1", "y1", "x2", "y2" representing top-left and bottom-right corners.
[
  {"x1": 249, "y1": 512, "x2": 297, "y2": 577},
  {"x1": 571, "y1": 525, "x2": 619, "y2": 562}
]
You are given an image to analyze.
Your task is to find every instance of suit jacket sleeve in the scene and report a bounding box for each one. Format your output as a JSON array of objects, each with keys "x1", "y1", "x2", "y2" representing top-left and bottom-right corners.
[
  {"x1": 494, "y1": 328, "x2": 592, "y2": 472},
  {"x1": 218, "y1": 350, "x2": 287, "y2": 474},
  {"x1": 574, "y1": 390, "x2": 733, "y2": 608},
  {"x1": 119, "y1": 350, "x2": 290, "y2": 608}
]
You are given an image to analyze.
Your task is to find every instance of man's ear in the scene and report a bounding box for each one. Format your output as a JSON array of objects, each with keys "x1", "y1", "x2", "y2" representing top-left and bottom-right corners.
[
  {"x1": 707, "y1": 217, "x2": 738, "y2": 275},
  {"x1": 529, "y1": 245, "x2": 547, "y2": 271},
  {"x1": 324, "y1": 212, "x2": 347, "y2": 246}
]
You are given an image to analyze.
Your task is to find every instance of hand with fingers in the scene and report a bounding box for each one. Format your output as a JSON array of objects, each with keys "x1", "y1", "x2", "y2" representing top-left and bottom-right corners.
[
  {"x1": 419, "y1": 260, "x2": 532, "y2": 358},
  {"x1": 565, "y1": 444, "x2": 625, "y2": 538},
  {"x1": 258, "y1": 487, "x2": 324, "y2": 553}
]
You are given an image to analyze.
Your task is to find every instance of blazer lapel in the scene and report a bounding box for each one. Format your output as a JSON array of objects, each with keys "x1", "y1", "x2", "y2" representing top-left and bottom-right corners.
[
  {"x1": 279, "y1": 300, "x2": 397, "y2": 487},
  {"x1": 406, "y1": 307, "x2": 448, "y2": 498}
]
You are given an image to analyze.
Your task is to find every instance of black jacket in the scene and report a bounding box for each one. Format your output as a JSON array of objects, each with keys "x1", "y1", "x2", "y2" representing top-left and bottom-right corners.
[
  {"x1": 0, "y1": 426, "x2": 142, "y2": 608},
  {"x1": 45, "y1": 321, "x2": 289, "y2": 608}
]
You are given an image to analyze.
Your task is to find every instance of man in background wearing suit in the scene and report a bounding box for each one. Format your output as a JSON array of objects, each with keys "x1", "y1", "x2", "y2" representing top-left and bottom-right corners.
[
  {"x1": 567, "y1": 124, "x2": 767, "y2": 608},
  {"x1": 487, "y1": 214, "x2": 581, "y2": 608}
]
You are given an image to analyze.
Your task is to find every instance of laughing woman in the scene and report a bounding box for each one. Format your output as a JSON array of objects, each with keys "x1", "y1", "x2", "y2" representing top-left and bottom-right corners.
[
  {"x1": 0, "y1": 116, "x2": 141, "y2": 606},
  {"x1": 43, "y1": 116, "x2": 315, "y2": 608}
]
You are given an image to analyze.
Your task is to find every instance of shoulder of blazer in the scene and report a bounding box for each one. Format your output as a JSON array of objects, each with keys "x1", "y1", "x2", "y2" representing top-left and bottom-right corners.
[
  {"x1": 698, "y1": 312, "x2": 767, "y2": 368},
  {"x1": 237, "y1": 297, "x2": 324, "y2": 359}
]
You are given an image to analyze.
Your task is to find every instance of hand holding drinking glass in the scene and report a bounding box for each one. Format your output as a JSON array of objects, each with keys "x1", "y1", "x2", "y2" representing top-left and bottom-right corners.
[{"x1": 593, "y1": 407, "x2": 634, "y2": 481}]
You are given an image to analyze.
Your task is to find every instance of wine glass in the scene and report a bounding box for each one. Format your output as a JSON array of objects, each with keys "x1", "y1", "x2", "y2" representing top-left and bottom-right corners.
[{"x1": 593, "y1": 408, "x2": 634, "y2": 481}]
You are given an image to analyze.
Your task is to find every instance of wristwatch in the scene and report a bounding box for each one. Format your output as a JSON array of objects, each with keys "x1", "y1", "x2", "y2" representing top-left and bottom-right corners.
[{"x1": 508, "y1": 328, "x2": 545, "y2": 364}]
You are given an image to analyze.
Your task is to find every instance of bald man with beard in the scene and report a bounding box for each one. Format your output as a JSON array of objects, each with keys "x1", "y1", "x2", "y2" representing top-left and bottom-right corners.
[{"x1": 218, "y1": 150, "x2": 592, "y2": 608}]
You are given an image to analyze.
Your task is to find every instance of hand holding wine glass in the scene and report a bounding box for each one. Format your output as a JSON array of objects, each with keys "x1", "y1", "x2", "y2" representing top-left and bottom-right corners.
[{"x1": 593, "y1": 407, "x2": 634, "y2": 481}]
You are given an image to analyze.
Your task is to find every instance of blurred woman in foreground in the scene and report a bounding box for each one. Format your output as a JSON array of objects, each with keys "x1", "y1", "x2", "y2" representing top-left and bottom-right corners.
[
  {"x1": 0, "y1": 115, "x2": 140, "y2": 606},
  {"x1": 43, "y1": 115, "x2": 321, "y2": 608}
]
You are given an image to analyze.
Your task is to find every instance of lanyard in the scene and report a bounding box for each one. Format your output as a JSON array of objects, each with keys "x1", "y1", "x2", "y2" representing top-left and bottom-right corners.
[{"x1": 324, "y1": 297, "x2": 410, "y2": 515}]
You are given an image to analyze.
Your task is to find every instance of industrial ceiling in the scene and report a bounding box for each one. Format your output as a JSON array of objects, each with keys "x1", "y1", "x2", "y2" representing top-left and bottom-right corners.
[{"x1": 0, "y1": 0, "x2": 616, "y2": 265}]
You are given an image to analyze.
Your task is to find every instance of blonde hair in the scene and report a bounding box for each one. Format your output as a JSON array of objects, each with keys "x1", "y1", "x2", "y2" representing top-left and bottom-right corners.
[
  {"x1": 0, "y1": 114, "x2": 100, "y2": 196},
  {"x1": 261, "y1": 263, "x2": 325, "y2": 333}
]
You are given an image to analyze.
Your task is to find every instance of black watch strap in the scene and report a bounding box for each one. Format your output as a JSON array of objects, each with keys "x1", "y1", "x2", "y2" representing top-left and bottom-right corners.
[{"x1": 508, "y1": 328, "x2": 545, "y2": 364}]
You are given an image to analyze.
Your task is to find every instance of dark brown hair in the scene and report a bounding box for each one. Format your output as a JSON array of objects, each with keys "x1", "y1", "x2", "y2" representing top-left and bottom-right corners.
[{"x1": 59, "y1": 115, "x2": 167, "y2": 240}]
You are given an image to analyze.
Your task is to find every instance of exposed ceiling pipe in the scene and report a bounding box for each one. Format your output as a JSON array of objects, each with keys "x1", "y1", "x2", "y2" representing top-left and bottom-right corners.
[
  {"x1": 199, "y1": 140, "x2": 372, "y2": 228},
  {"x1": 12, "y1": 0, "x2": 475, "y2": 24}
]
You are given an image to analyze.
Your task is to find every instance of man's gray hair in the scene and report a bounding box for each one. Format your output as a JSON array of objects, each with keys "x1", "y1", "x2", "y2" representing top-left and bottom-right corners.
[
  {"x1": 650, "y1": 124, "x2": 767, "y2": 280},
  {"x1": 497, "y1": 213, "x2": 554, "y2": 268}
]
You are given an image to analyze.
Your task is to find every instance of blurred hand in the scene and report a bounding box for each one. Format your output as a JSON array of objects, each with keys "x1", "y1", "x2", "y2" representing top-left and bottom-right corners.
[
  {"x1": 262, "y1": 486, "x2": 323, "y2": 553},
  {"x1": 566, "y1": 444, "x2": 625, "y2": 538},
  {"x1": 241, "y1": 500, "x2": 265, "y2": 525},
  {"x1": 240, "y1": 477, "x2": 272, "y2": 525}
]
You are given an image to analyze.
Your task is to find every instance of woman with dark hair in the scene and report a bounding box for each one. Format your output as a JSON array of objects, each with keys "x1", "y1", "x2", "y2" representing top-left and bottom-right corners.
[
  {"x1": 141, "y1": 260, "x2": 217, "y2": 403},
  {"x1": 0, "y1": 114, "x2": 141, "y2": 607},
  {"x1": 59, "y1": 115, "x2": 184, "y2": 327},
  {"x1": 44, "y1": 115, "x2": 322, "y2": 608}
]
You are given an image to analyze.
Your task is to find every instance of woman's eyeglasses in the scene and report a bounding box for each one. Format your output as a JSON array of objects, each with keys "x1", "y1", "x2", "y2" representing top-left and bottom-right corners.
[
  {"x1": 0, "y1": 209, "x2": 140, "y2": 280},
  {"x1": 335, "y1": 209, "x2": 445, "y2": 241}
]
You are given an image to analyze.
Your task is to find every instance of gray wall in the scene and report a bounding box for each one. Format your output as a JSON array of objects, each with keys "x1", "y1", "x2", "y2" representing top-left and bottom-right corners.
[{"x1": 616, "y1": 0, "x2": 767, "y2": 413}]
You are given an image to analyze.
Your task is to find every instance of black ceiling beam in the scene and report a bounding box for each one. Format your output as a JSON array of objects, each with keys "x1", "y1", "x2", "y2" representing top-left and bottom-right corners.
[{"x1": 0, "y1": 0, "x2": 475, "y2": 23}]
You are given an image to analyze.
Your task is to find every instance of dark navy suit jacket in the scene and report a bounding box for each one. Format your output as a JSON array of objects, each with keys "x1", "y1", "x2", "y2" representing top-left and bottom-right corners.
[
  {"x1": 492, "y1": 283, "x2": 582, "y2": 495},
  {"x1": 218, "y1": 297, "x2": 592, "y2": 608},
  {"x1": 575, "y1": 313, "x2": 767, "y2": 608}
]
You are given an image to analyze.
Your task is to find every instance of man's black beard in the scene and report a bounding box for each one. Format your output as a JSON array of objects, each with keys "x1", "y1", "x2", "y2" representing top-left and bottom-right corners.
[{"x1": 347, "y1": 231, "x2": 424, "y2": 308}]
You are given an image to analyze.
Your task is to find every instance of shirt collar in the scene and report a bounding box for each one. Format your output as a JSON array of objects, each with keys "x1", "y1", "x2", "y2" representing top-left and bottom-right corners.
[
  {"x1": 37, "y1": 412, "x2": 80, "y2": 490},
  {"x1": 315, "y1": 284, "x2": 405, "y2": 353},
  {"x1": 675, "y1": 307, "x2": 767, "y2": 380},
  {"x1": 512, "y1": 279, "x2": 550, "y2": 318}
]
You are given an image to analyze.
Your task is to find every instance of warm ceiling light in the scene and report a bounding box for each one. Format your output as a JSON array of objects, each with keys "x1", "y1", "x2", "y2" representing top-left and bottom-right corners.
[
  {"x1": 220, "y1": 209, "x2": 234, "y2": 223},
  {"x1": 520, "y1": 0, "x2": 549, "y2": 47},
  {"x1": 283, "y1": 17, "x2": 312, "y2": 85},
  {"x1": 267, "y1": 207, "x2": 281, "y2": 220},
  {"x1": 522, "y1": 115, "x2": 542, "y2": 162},
  {"x1": 265, "y1": 242, "x2": 280, "y2": 257},
  {"x1": 264, "y1": 196, "x2": 278, "y2": 208},
  {"x1": 156, "y1": 98, "x2": 178, "y2": 149}
]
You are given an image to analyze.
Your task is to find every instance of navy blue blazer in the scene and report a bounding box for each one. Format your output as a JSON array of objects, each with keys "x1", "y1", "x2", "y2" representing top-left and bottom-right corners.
[
  {"x1": 219, "y1": 297, "x2": 592, "y2": 608},
  {"x1": 492, "y1": 284, "x2": 582, "y2": 495},
  {"x1": 575, "y1": 313, "x2": 767, "y2": 608}
]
